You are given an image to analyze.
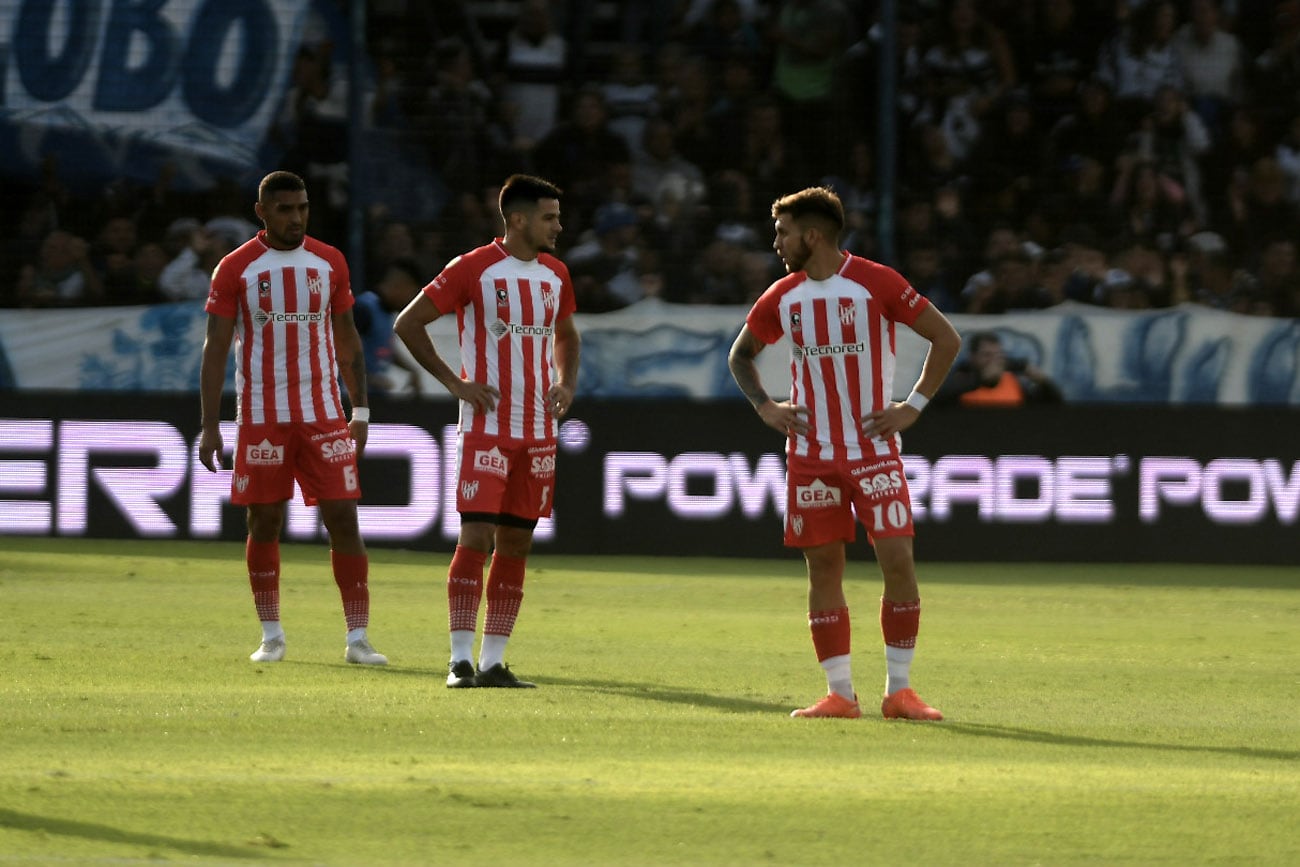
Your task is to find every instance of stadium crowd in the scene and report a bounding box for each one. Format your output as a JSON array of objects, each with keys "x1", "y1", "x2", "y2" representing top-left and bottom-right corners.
[{"x1": 3, "y1": 0, "x2": 1300, "y2": 317}]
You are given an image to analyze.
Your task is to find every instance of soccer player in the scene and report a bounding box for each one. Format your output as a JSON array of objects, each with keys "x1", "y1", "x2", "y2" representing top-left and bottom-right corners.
[
  {"x1": 393, "y1": 174, "x2": 580, "y2": 689},
  {"x1": 198, "y1": 170, "x2": 387, "y2": 666},
  {"x1": 728, "y1": 186, "x2": 961, "y2": 720}
]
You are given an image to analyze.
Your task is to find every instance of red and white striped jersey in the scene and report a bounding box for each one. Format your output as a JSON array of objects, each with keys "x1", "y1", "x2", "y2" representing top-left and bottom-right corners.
[
  {"x1": 424, "y1": 239, "x2": 577, "y2": 441},
  {"x1": 746, "y1": 253, "x2": 929, "y2": 461},
  {"x1": 205, "y1": 231, "x2": 353, "y2": 425}
]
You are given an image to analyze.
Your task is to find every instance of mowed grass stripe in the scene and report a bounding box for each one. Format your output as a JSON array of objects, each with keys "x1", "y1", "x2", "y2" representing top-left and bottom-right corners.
[{"x1": 1, "y1": 538, "x2": 1297, "y2": 865}]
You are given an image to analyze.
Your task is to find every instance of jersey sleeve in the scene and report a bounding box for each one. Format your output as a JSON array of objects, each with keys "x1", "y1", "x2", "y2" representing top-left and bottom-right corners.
[
  {"x1": 745, "y1": 284, "x2": 787, "y2": 345},
  {"x1": 423, "y1": 254, "x2": 475, "y2": 315},
  {"x1": 326, "y1": 245, "x2": 354, "y2": 314},
  {"x1": 865, "y1": 260, "x2": 930, "y2": 326},
  {"x1": 204, "y1": 256, "x2": 241, "y2": 318}
]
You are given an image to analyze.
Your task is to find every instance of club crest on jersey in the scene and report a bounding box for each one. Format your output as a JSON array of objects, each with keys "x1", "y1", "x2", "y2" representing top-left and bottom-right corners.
[
  {"x1": 839, "y1": 302, "x2": 856, "y2": 326},
  {"x1": 496, "y1": 287, "x2": 509, "y2": 305},
  {"x1": 233, "y1": 474, "x2": 250, "y2": 493},
  {"x1": 790, "y1": 514, "x2": 804, "y2": 536},
  {"x1": 790, "y1": 311, "x2": 802, "y2": 330},
  {"x1": 541, "y1": 284, "x2": 556, "y2": 309},
  {"x1": 306, "y1": 274, "x2": 324, "y2": 295},
  {"x1": 257, "y1": 279, "x2": 271, "y2": 297},
  {"x1": 460, "y1": 480, "x2": 480, "y2": 501}
]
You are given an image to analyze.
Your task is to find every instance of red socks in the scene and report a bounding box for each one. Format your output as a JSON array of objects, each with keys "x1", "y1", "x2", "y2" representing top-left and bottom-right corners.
[
  {"x1": 331, "y1": 550, "x2": 369, "y2": 630},
  {"x1": 881, "y1": 598, "x2": 921, "y2": 648},
  {"x1": 484, "y1": 553, "x2": 526, "y2": 637},
  {"x1": 448, "y1": 546, "x2": 487, "y2": 632},
  {"x1": 808, "y1": 606, "x2": 851, "y2": 661},
  {"x1": 246, "y1": 539, "x2": 280, "y2": 622}
]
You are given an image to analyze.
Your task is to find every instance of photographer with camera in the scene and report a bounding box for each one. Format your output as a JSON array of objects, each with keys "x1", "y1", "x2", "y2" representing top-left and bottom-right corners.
[{"x1": 933, "y1": 330, "x2": 1062, "y2": 407}]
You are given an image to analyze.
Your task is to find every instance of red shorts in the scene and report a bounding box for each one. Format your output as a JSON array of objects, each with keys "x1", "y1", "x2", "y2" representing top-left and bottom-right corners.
[
  {"x1": 231, "y1": 420, "x2": 361, "y2": 506},
  {"x1": 784, "y1": 452, "x2": 914, "y2": 548},
  {"x1": 455, "y1": 432, "x2": 556, "y2": 521}
]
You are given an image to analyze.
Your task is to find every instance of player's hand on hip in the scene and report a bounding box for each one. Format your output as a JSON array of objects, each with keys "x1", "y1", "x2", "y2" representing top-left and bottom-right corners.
[
  {"x1": 197, "y1": 428, "x2": 224, "y2": 473},
  {"x1": 758, "y1": 400, "x2": 809, "y2": 437},
  {"x1": 860, "y1": 403, "x2": 919, "y2": 440},
  {"x1": 455, "y1": 379, "x2": 500, "y2": 413}
]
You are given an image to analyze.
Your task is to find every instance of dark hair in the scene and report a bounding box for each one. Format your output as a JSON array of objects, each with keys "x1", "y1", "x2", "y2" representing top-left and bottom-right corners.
[
  {"x1": 385, "y1": 256, "x2": 425, "y2": 285},
  {"x1": 498, "y1": 174, "x2": 563, "y2": 218},
  {"x1": 967, "y1": 330, "x2": 1002, "y2": 352},
  {"x1": 771, "y1": 187, "x2": 845, "y2": 238},
  {"x1": 259, "y1": 170, "x2": 306, "y2": 201}
]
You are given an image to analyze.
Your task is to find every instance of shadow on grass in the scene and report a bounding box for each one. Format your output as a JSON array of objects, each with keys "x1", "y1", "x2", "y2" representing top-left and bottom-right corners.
[
  {"x1": 936, "y1": 722, "x2": 1300, "y2": 762},
  {"x1": 535, "y1": 674, "x2": 791, "y2": 714},
  {"x1": 0, "y1": 807, "x2": 266, "y2": 859}
]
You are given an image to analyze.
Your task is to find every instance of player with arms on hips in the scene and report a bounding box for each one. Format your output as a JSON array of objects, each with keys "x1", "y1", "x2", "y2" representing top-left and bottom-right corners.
[
  {"x1": 394, "y1": 174, "x2": 580, "y2": 689},
  {"x1": 198, "y1": 170, "x2": 387, "y2": 666},
  {"x1": 729, "y1": 186, "x2": 960, "y2": 720}
]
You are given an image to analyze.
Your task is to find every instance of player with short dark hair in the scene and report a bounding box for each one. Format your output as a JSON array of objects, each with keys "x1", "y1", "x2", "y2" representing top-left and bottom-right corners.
[
  {"x1": 198, "y1": 170, "x2": 387, "y2": 666},
  {"x1": 394, "y1": 173, "x2": 580, "y2": 688},
  {"x1": 729, "y1": 186, "x2": 961, "y2": 720}
]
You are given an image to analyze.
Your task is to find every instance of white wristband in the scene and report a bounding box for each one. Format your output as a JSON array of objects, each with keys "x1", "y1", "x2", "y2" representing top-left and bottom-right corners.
[
  {"x1": 904, "y1": 391, "x2": 929, "y2": 412},
  {"x1": 350, "y1": 406, "x2": 370, "y2": 423}
]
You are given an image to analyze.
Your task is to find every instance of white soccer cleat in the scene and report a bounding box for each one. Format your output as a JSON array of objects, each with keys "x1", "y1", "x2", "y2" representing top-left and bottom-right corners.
[
  {"x1": 345, "y1": 638, "x2": 388, "y2": 666},
  {"x1": 249, "y1": 637, "x2": 286, "y2": 663}
]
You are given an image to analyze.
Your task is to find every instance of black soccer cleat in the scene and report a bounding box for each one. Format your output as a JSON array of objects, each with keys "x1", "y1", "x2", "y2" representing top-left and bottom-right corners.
[
  {"x1": 473, "y1": 663, "x2": 536, "y2": 688},
  {"x1": 446, "y1": 659, "x2": 477, "y2": 688}
]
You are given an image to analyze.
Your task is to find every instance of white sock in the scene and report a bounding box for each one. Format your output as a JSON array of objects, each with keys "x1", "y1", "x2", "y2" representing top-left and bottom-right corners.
[
  {"x1": 346, "y1": 627, "x2": 366, "y2": 644},
  {"x1": 450, "y1": 630, "x2": 475, "y2": 663},
  {"x1": 478, "y1": 634, "x2": 508, "y2": 671},
  {"x1": 886, "y1": 645, "x2": 914, "y2": 695},
  {"x1": 261, "y1": 621, "x2": 284, "y2": 642},
  {"x1": 820, "y1": 654, "x2": 855, "y2": 700}
]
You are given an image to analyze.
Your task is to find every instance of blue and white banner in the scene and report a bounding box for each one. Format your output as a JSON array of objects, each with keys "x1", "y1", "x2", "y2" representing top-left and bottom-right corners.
[
  {"x1": 0, "y1": 0, "x2": 309, "y2": 189},
  {"x1": 1, "y1": 299, "x2": 1298, "y2": 405}
]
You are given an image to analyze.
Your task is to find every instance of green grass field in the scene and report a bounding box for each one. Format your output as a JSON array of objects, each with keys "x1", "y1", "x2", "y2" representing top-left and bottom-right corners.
[{"x1": 1, "y1": 537, "x2": 1297, "y2": 866}]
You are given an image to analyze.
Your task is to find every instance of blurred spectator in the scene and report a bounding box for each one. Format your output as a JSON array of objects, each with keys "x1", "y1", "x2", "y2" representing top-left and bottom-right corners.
[
  {"x1": 661, "y1": 54, "x2": 718, "y2": 174},
  {"x1": 737, "y1": 97, "x2": 807, "y2": 212},
  {"x1": 1092, "y1": 266, "x2": 1151, "y2": 309},
  {"x1": 1255, "y1": 237, "x2": 1300, "y2": 315},
  {"x1": 602, "y1": 46, "x2": 660, "y2": 156},
  {"x1": 960, "y1": 223, "x2": 1023, "y2": 306},
  {"x1": 568, "y1": 202, "x2": 644, "y2": 311},
  {"x1": 1178, "y1": 229, "x2": 1267, "y2": 313},
  {"x1": 688, "y1": 0, "x2": 764, "y2": 65},
  {"x1": 1133, "y1": 85, "x2": 1212, "y2": 224},
  {"x1": 496, "y1": 0, "x2": 567, "y2": 147},
  {"x1": 1048, "y1": 75, "x2": 1131, "y2": 174},
  {"x1": 1200, "y1": 106, "x2": 1272, "y2": 222},
  {"x1": 965, "y1": 247, "x2": 1057, "y2": 313},
  {"x1": 821, "y1": 139, "x2": 879, "y2": 255},
  {"x1": 114, "y1": 242, "x2": 170, "y2": 306},
  {"x1": 1171, "y1": 0, "x2": 1245, "y2": 135},
  {"x1": 158, "y1": 220, "x2": 246, "y2": 302},
  {"x1": 274, "y1": 39, "x2": 349, "y2": 246},
  {"x1": 1276, "y1": 112, "x2": 1300, "y2": 204},
  {"x1": 1108, "y1": 156, "x2": 1195, "y2": 253},
  {"x1": 902, "y1": 239, "x2": 962, "y2": 312},
  {"x1": 1225, "y1": 157, "x2": 1300, "y2": 262},
  {"x1": 964, "y1": 91, "x2": 1048, "y2": 225},
  {"x1": 90, "y1": 215, "x2": 140, "y2": 303},
  {"x1": 934, "y1": 330, "x2": 1063, "y2": 406},
  {"x1": 420, "y1": 37, "x2": 496, "y2": 197},
  {"x1": 1249, "y1": 2, "x2": 1300, "y2": 133},
  {"x1": 533, "y1": 86, "x2": 632, "y2": 221},
  {"x1": 689, "y1": 225, "x2": 755, "y2": 304},
  {"x1": 353, "y1": 256, "x2": 425, "y2": 395},
  {"x1": 16, "y1": 230, "x2": 103, "y2": 307},
  {"x1": 767, "y1": 0, "x2": 855, "y2": 177},
  {"x1": 630, "y1": 117, "x2": 707, "y2": 209},
  {"x1": 1022, "y1": 0, "x2": 1099, "y2": 126},
  {"x1": 1095, "y1": 0, "x2": 1184, "y2": 121},
  {"x1": 917, "y1": 0, "x2": 1019, "y2": 161}
]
